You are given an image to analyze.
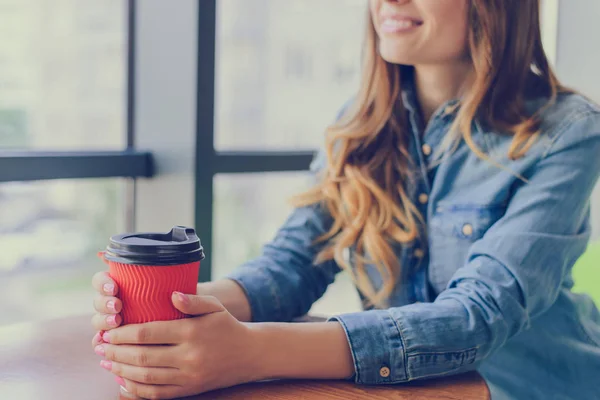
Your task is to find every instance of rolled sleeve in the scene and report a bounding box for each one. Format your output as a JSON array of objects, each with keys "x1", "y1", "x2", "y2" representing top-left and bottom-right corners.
[
  {"x1": 329, "y1": 310, "x2": 407, "y2": 384},
  {"x1": 226, "y1": 203, "x2": 340, "y2": 322},
  {"x1": 228, "y1": 267, "x2": 284, "y2": 323}
]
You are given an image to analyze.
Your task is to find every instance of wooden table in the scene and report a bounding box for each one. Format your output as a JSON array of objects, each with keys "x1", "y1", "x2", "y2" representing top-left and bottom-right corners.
[{"x1": 0, "y1": 315, "x2": 489, "y2": 399}]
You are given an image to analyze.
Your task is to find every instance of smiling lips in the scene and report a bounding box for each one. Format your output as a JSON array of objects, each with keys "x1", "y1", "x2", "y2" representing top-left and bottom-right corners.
[{"x1": 380, "y1": 15, "x2": 423, "y2": 34}]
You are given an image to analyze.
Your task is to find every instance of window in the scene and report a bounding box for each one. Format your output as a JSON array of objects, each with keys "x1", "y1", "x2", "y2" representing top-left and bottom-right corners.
[
  {"x1": 213, "y1": 172, "x2": 312, "y2": 280},
  {"x1": 0, "y1": 0, "x2": 126, "y2": 150},
  {"x1": 540, "y1": 0, "x2": 559, "y2": 66},
  {"x1": 0, "y1": 1, "x2": 364, "y2": 326},
  {"x1": 214, "y1": 0, "x2": 365, "y2": 150},
  {"x1": 211, "y1": 1, "x2": 366, "y2": 315},
  {"x1": 0, "y1": 179, "x2": 126, "y2": 325},
  {"x1": 0, "y1": 0, "x2": 135, "y2": 326}
]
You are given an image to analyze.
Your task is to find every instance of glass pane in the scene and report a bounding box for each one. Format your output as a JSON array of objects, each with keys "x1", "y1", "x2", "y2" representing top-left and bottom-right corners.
[
  {"x1": 0, "y1": 0, "x2": 126, "y2": 149},
  {"x1": 213, "y1": 173, "x2": 361, "y2": 316},
  {"x1": 215, "y1": 0, "x2": 365, "y2": 150},
  {"x1": 540, "y1": 0, "x2": 559, "y2": 66},
  {"x1": 0, "y1": 179, "x2": 126, "y2": 325}
]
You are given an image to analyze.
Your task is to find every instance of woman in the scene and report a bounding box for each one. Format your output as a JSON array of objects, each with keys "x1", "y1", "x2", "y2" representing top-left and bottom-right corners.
[{"x1": 91, "y1": 0, "x2": 600, "y2": 398}]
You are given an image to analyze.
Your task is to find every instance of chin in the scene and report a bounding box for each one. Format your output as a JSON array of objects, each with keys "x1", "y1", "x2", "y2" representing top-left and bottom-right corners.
[
  {"x1": 378, "y1": 43, "x2": 416, "y2": 65},
  {"x1": 379, "y1": 53, "x2": 415, "y2": 66}
]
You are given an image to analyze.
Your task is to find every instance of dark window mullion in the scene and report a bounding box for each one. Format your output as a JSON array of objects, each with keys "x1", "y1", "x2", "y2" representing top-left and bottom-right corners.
[
  {"x1": 195, "y1": 0, "x2": 217, "y2": 282},
  {"x1": 125, "y1": 0, "x2": 138, "y2": 232},
  {"x1": 126, "y1": 0, "x2": 137, "y2": 150},
  {"x1": 213, "y1": 151, "x2": 315, "y2": 174},
  {"x1": 0, "y1": 151, "x2": 154, "y2": 182}
]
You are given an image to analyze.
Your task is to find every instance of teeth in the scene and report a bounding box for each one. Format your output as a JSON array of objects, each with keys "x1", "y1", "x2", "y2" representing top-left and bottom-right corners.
[{"x1": 382, "y1": 19, "x2": 416, "y2": 29}]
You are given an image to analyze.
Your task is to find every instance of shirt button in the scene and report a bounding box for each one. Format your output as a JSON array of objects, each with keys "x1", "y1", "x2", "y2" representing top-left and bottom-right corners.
[
  {"x1": 462, "y1": 223, "x2": 474, "y2": 236},
  {"x1": 379, "y1": 366, "x2": 391, "y2": 378},
  {"x1": 422, "y1": 144, "x2": 432, "y2": 156},
  {"x1": 414, "y1": 248, "x2": 424, "y2": 258},
  {"x1": 418, "y1": 193, "x2": 429, "y2": 204}
]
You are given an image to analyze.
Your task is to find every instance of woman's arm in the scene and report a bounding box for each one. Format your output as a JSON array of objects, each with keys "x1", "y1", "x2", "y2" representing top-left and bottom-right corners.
[
  {"x1": 249, "y1": 321, "x2": 355, "y2": 380},
  {"x1": 195, "y1": 283, "x2": 356, "y2": 378}
]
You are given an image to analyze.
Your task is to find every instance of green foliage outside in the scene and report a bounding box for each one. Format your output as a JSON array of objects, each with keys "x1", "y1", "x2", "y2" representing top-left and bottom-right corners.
[{"x1": 573, "y1": 242, "x2": 600, "y2": 304}]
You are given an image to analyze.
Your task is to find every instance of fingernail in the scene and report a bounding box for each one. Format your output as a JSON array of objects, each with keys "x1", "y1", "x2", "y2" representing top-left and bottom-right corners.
[
  {"x1": 94, "y1": 345, "x2": 105, "y2": 356},
  {"x1": 173, "y1": 291, "x2": 190, "y2": 304},
  {"x1": 106, "y1": 315, "x2": 118, "y2": 327},
  {"x1": 103, "y1": 283, "x2": 115, "y2": 295},
  {"x1": 100, "y1": 360, "x2": 112, "y2": 371},
  {"x1": 106, "y1": 300, "x2": 117, "y2": 312},
  {"x1": 102, "y1": 332, "x2": 111, "y2": 343},
  {"x1": 115, "y1": 376, "x2": 126, "y2": 386},
  {"x1": 93, "y1": 331, "x2": 102, "y2": 343}
]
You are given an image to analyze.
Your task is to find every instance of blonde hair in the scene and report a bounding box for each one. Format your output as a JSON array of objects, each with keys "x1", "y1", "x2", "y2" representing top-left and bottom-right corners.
[{"x1": 293, "y1": 0, "x2": 566, "y2": 307}]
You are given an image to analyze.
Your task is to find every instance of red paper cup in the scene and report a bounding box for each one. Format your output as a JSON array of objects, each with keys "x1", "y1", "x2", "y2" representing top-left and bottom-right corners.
[
  {"x1": 107, "y1": 260, "x2": 200, "y2": 324},
  {"x1": 99, "y1": 226, "x2": 205, "y2": 325}
]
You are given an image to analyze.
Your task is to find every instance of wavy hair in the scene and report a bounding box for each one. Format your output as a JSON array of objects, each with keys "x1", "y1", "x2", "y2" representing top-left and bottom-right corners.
[{"x1": 293, "y1": 0, "x2": 565, "y2": 307}]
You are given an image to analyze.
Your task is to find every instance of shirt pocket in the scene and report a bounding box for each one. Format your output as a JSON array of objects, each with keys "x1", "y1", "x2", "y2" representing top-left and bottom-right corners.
[{"x1": 427, "y1": 203, "x2": 505, "y2": 295}]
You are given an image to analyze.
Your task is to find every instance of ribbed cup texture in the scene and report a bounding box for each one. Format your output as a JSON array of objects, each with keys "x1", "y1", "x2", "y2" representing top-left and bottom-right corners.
[{"x1": 108, "y1": 261, "x2": 200, "y2": 325}]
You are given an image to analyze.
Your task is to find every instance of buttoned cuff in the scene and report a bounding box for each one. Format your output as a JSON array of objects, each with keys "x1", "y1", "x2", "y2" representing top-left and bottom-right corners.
[
  {"x1": 227, "y1": 266, "x2": 283, "y2": 323},
  {"x1": 329, "y1": 310, "x2": 408, "y2": 384}
]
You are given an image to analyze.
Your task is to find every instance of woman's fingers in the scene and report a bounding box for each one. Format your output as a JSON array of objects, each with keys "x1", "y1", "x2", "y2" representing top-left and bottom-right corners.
[
  {"x1": 120, "y1": 377, "x2": 184, "y2": 400},
  {"x1": 92, "y1": 330, "x2": 105, "y2": 347},
  {"x1": 101, "y1": 320, "x2": 185, "y2": 345},
  {"x1": 93, "y1": 295, "x2": 122, "y2": 314},
  {"x1": 98, "y1": 344, "x2": 177, "y2": 368},
  {"x1": 92, "y1": 271, "x2": 118, "y2": 296},
  {"x1": 101, "y1": 359, "x2": 183, "y2": 386},
  {"x1": 92, "y1": 312, "x2": 123, "y2": 331}
]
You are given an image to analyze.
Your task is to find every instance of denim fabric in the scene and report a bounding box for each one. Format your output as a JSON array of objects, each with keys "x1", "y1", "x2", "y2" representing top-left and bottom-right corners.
[{"x1": 228, "y1": 86, "x2": 600, "y2": 399}]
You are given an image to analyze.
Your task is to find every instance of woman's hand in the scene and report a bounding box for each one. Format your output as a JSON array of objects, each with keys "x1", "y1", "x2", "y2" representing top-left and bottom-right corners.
[
  {"x1": 91, "y1": 271, "x2": 123, "y2": 334},
  {"x1": 92, "y1": 293, "x2": 261, "y2": 399},
  {"x1": 91, "y1": 271, "x2": 252, "y2": 342}
]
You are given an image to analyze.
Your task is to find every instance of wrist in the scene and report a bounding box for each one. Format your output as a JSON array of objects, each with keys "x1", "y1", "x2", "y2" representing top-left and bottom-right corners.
[
  {"x1": 244, "y1": 321, "x2": 355, "y2": 381},
  {"x1": 243, "y1": 322, "x2": 272, "y2": 382}
]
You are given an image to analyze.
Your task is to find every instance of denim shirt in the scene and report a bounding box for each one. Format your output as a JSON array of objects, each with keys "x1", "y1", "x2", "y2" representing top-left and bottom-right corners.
[{"x1": 228, "y1": 87, "x2": 600, "y2": 399}]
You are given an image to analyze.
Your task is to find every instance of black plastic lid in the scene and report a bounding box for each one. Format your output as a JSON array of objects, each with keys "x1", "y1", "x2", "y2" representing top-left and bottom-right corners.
[{"x1": 104, "y1": 226, "x2": 205, "y2": 266}]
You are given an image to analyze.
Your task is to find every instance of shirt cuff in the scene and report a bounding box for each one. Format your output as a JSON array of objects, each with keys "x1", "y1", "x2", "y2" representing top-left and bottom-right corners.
[
  {"x1": 226, "y1": 266, "x2": 283, "y2": 323},
  {"x1": 329, "y1": 310, "x2": 408, "y2": 384}
]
